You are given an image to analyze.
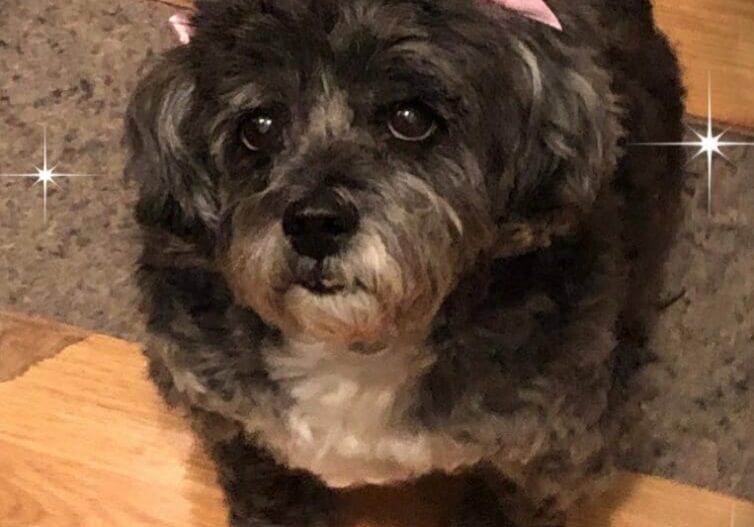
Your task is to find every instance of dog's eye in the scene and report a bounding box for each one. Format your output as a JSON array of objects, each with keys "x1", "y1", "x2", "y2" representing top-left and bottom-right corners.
[
  {"x1": 388, "y1": 104, "x2": 437, "y2": 142},
  {"x1": 239, "y1": 110, "x2": 285, "y2": 152}
]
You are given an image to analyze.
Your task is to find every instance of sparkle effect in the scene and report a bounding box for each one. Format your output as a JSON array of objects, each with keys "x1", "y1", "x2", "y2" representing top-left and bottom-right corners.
[
  {"x1": 0, "y1": 126, "x2": 95, "y2": 223},
  {"x1": 634, "y1": 75, "x2": 754, "y2": 214}
]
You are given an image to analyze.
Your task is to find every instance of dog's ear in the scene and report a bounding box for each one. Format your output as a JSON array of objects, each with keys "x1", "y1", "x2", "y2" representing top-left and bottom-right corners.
[
  {"x1": 492, "y1": 38, "x2": 625, "y2": 257},
  {"x1": 124, "y1": 47, "x2": 219, "y2": 245}
]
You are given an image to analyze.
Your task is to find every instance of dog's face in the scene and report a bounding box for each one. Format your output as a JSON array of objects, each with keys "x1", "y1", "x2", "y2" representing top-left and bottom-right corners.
[{"x1": 127, "y1": 0, "x2": 623, "y2": 348}]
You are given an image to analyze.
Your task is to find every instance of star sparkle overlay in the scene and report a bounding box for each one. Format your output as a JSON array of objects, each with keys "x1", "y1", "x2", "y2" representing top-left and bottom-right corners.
[
  {"x1": 634, "y1": 75, "x2": 754, "y2": 214},
  {"x1": 0, "y1": 126, "x2": 96, "y2": 223}
]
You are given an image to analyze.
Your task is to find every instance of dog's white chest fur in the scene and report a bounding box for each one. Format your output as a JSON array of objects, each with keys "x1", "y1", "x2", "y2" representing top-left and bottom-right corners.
[{"x1": 252, "y1": 339, "x2": 474, "y2": 488}]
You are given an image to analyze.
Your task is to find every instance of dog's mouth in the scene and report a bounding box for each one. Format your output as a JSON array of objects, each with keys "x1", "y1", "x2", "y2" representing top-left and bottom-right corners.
[
  {"x1": 291, "y1": 258, "x2": 350, "y2": 296},
  {"x1": 298, "y1": 276, "x2": 345, "y2": 295}
]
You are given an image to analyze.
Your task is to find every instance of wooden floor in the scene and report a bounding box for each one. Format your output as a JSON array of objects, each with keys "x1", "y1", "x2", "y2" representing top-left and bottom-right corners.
[
  {"x1": 1, "y1": 313, "x2": 753, "y2": 527},
  {"x1": 653, "y1": 0, "x2": 754, "y2": 129}
]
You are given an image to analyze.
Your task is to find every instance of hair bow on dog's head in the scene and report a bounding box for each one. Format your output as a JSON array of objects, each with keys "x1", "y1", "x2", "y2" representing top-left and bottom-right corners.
[
  {"x1": 169, "y1": 14, "x2": 193, "y2": 45},
  {"x1": 168, "y1": 1, "x2": 560, "y2": 45},
  {"x1": 492, "y1": 0, "x2": 562, "y2": 30}
]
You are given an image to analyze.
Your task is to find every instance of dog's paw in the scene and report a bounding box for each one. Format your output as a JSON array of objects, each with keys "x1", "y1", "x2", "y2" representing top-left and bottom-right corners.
[
  {"x1": 450, "y1": 485, "x2": 516, "y2": 527},
  {"x1": 231, "y1": 518, "x2": 325, "y2": 527},
  {"x1": 450, "y1": 478, "x2": 568, "y2": 527},
  {"x1": 450, "y1": 507, "x2": 516, "y2": 527},
  {"x1": 509, "y1": 508, "x2": 567, "y2": 527},
  {"x1": 230, "y1": 511, "x2": 332, "y2": 527}
]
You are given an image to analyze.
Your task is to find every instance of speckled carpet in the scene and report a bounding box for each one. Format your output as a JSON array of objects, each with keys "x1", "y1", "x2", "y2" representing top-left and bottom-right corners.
[{"x1": 0, "y1": 0, "x2": 752, "y2": 501}]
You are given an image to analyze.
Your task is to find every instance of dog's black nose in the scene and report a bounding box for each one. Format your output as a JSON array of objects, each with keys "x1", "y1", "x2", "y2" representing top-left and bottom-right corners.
[{"x1": 283, "y1": 191, "x2": 359, "y2": 260}]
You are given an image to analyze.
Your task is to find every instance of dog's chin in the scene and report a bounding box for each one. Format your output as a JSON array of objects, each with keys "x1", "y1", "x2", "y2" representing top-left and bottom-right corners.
[
  {"x1": 227, "y1": 232, "x2": 447, "y2": 347},
  {"x1": 283, "y1": 281, "x2": 386, "y2": 345}
]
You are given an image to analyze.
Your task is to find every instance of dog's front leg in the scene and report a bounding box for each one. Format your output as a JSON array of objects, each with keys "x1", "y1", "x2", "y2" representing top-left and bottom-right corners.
[
  {"x1": 451, "y1": 469, "x2": 519, "y2": 527},
  {"x1": 210, "y1": 435, "x2": 336, "y2": 527},
  {"x1": 451, "y1": 464, "x2": 577, "y2": 527}
]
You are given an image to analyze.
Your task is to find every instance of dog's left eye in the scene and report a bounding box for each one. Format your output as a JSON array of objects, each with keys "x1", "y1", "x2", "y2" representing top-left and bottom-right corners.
[
  {"x1": 388, "y1": 104, "x2": 438, "y2": 142},
  {"x1": 239, "y1": 109, "x2": 285, "y2": 153}
]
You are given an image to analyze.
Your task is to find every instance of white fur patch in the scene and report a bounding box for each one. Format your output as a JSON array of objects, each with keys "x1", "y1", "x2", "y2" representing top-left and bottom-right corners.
[{"x1": 250, "y1": 339, "x2": 483, "y2": 487}]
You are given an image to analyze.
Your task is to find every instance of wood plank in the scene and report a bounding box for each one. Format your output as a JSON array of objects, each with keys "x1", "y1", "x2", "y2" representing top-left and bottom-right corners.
[
  {"x1": 151, "y1": 0, "x2": 754, "y2": 129},
  {"x1": 568, "y1": 473, "x2": 754, "y2": 527},
  {"x1": 1, "y1": 323, "x2": 753, "y2": 526},
  {"x1": 0, "y1": 311, "x2": 88, "y2": 382},
  {"x1": 0, "y1": 334, "x2": 227, "y2": 527},
  {"x1": 154, "y1": 0, "x2": 191, "y2": 8},
  {"x1": 653, "y1": 0, "x2": 754, "y2": 129}
]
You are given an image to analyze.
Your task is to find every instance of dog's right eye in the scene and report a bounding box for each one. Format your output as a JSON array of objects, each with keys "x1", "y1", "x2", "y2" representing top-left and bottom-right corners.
[
  {"x1": 239, "y1": 109, "x2": 285, "y2": 153},
  {"x1": 388, "y1": 103, "x2": 438, "y2": 142}
]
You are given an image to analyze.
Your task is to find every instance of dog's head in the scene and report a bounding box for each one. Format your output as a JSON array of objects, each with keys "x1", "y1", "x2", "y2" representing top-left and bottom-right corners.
[{"x1": 126, "y1": 0, "x2": 623, "y2": 348}]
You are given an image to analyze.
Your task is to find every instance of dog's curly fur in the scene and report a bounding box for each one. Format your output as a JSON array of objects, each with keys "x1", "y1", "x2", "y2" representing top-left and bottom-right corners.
[{"x1": 125, "y1": 1, "x2": 685, "y2": 525}]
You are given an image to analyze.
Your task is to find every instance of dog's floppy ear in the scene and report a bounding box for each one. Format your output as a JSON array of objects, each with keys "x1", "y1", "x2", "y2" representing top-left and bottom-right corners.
[
  {"x1": 124, "y1": 46, "x2": 219, "y2": 243},
  {"x1": 493, "y1": 38, "x2": 625, "y2": 258}
]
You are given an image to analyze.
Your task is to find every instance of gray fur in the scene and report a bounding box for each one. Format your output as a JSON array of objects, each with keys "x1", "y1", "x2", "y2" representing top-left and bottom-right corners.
[{"x1": 125, "y1": 1, "x2": 685, "y2": 525}]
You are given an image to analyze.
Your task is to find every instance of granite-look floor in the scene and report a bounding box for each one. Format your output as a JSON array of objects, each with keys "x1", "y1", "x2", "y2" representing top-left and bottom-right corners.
[{"x1": 0, "y1": 0, "x2": 752, "y2": 501}]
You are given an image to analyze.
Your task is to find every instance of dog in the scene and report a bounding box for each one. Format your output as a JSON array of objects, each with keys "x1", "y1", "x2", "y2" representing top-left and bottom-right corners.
[{"x1": 125, "y1": 0, "x2": 685, "y2": 525}]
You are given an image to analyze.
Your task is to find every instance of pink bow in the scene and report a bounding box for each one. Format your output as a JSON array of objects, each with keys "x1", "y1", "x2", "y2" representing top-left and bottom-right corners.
[
  {"x1": 169, "y1": 13, "x2": 193, "y2": 45},
  {"x1": 492, "y1": 0, "x2": 562, "y2": 30},
  {"x1": 169, "y1": 1, "x2": 561, "y2": 45}
]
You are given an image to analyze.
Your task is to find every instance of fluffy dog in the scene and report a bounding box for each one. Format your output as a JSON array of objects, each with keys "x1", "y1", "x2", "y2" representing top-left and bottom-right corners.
[{"x1": 125, "y1": 0, "x2": 685, "y2": 525}]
